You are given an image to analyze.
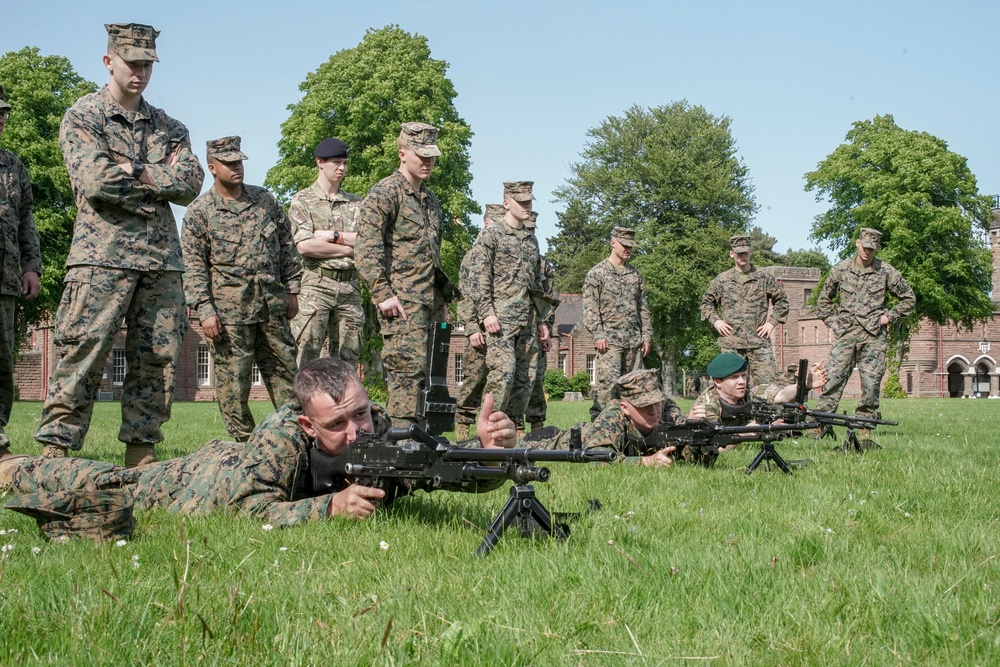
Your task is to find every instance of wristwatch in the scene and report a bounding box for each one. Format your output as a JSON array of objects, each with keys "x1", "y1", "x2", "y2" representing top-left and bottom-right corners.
[
  {"x1": 332, "y1": 231, "x2": 341, "y2": 245},
  {"x1": 131, "y1": 161, "x2": 145, "y2": 180}
]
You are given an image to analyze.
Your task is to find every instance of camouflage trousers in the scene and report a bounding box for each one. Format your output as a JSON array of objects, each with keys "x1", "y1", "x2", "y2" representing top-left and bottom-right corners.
[
  {"x1": 525, "y1": 342, "x2": 549, "y2": 425},
  {"x1": 485, "y1": 323, "x2": 537, "y2": 426},
  {"x1": 455, "y1": 340, "x2": 487, "y2": 426},
  {"x1": 379, "y1": 301, "x2": 447, "y2": 425},
  {"x1": 719, "y1": 341, "x2": 782, "y2": 386},
  {"x1": 291, "y1": 272, "x2": 364, "y2": 368},
  {"x1": 210, "y1": 319, "x2": 298, "y2": 441},
  {"x1": 35, "y1": 267, "x2": 185, "y2": 451},
  {"x1": 590, "y1": 345, "x2": 644, "y2": 420},
  {"x1": 0, "y1": 295, "x2": 16, "y2": 448},
  {"x1": 816, "y1": 324, "x2": 887, "y2": 418}
]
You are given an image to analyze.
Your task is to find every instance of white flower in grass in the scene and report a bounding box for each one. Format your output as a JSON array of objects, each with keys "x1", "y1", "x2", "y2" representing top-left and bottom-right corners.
[
  {"x1": 1, "y1": 543, "x2": 13, "y2": 553},
  {"x1": 0, "y1": 528, "x2": 16, "y2": 535},
  {"x1": 262, "y1": 524, "x2": 274, "y2": 532},
  {"x1": 379, "y1": 541, "x2": 389, "y2": 550},
  {"x1": 904, "y1": 512, "x2": 911, "y2": 518},
  {"x1": 279, "y1": 546, "x2": 288, "y2": 552},
  {"x1": 55, "y1": 535, "x2": 70, "y2": 544},
  {"x1": 31, "y1": 546, "x2": 41, "y2": 555},
  {"x1": 115, "y1": 539, "x2": 127, "y2": 547},
  {"x1": 131, "y1": 554, "x2": 140, "y2": 570}
]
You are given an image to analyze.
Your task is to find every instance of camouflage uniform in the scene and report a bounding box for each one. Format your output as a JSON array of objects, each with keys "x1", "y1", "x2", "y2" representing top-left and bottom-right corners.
[
  {"x1": 5, "y1": 403, "x2": 503, "y2": 527},
  {"x1": 35, "y1": 29, "x2": 205, "y2": 455},
  {"x1": 0, "y1": 89, "x2": 43, "y2": 449},
  {"x1": 692, "y1": 383, "x2": 783, "y2": 424},
  {"x1": 582, "y1": 230, "x2": 652, "y2": 419},
  {"x1": 471, "y1": 183, "x2": 545, "y2": 425},
  {"x1": 356, "y1": 124, "x2": 454, "y2": 425},
  {"x1": 288, "y1": 180, "x2": 364, "y2": 367},
  {"x1": 701, "y1": 235, "x2": 789, "y2": 386},
  {"x1": 814, "y1": 229, "x2": 915, "y2": 417},
  {"x1": 525, "y1": 253, "x2": 559, "y2": 428},
  {"x1": 182, "y1": 137, "x2": 301, "y2": 441}
]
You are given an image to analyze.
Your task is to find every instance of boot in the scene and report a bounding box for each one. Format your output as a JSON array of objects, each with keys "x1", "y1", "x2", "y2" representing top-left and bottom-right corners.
[
  {"x1": 454, "y1": 423, "x2": 470, "y2": 441},
  {"x1": 40, "y1": 444, "x2": 67, "y2": 459},
  {"x1": 856, "y1": 428, "x2": 880, "y2": 451},
  {"x1": 125, "y1": 444, "x2": 157, "y2": 468},
  {"x1": 0, "y1": 453, "x2": 29, "y2": 492},
  {"x1": 529, "y1": 421, "x2": 545, "y2": 433}
]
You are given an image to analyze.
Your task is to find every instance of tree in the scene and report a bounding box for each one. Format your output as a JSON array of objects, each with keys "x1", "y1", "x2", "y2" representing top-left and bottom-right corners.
[
  {"x1": 0, "y1": 47, "x2": 97, "y2": 341},
  {"x1": 780, "y1": 248, "x2": 831, "y2": 272},
  {"x1": 805, "y1": 114, "x2": 995, "y2": 384},
  {"x1": 548, "y1": 102, "x2": 758, "y2": 393}
]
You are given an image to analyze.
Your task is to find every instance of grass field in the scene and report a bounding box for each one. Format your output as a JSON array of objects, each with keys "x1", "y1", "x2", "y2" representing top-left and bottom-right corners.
[{"x1": 0, "y1": 397, "x2": 997, "y2": 666}]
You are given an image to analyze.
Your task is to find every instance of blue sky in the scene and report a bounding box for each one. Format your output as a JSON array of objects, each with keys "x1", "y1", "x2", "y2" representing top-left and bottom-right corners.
[{"x1": 3, "y1": 0, "x2": 997, "y2": 256}]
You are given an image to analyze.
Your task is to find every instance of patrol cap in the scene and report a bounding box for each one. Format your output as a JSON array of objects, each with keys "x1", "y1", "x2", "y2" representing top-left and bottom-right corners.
[
  {"x1": 525, "y1": 211, "x2": 539, "y2": 229},
  {"x1": 706, "y1": 352, "x2": 748, "y2": 379},
  {"x1": 106, "y1": 23, "x2": 160, "y2": 62},
  {"x1": 314, "y1": 137, "x2": 349, "y2": 159},
  {"x1": 206, "y1": 136, "x2": 248, "y2": 162},
  {"x1": 503, "y1": 181, "x2": 536, "y2": 202},
  {"x1": 613, "y1": 369, "x2": 665, "y2": 408},
  {"x1": 611, "y1": 226, "x2": 636, "y2": 247},
  {"x1": 399, "y1": 122, "x2": 441, "y2": 157},
  {"x1": 5, "y1": 489, "x2": 136, "y2": 542},
  {"x1": 858, "y1": 227, "x2": 882, "y2": 250},
  {"x1": 0, "y1": 85, "x2": 10, "y2": 112},
  {"x1": 484, "y1": 204, "x2": 504, "y2": 224},
  {"x1": 730, "y1": 234, "x2": 751, "y2": 253}
]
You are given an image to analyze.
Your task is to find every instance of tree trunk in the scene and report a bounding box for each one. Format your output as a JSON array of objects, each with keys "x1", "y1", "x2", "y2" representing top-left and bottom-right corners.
[{"x1": 659, "y1": 347, "x2": 678, "y2": 397}]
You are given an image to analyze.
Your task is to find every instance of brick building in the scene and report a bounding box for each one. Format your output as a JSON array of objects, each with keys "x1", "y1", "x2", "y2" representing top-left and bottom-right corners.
[{"x1": 15, "y1": 209, "x2": 1000, "y2": 403}]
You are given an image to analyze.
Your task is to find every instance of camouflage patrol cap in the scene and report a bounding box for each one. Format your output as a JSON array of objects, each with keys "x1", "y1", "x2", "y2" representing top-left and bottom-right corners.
[
  {"x1": 206, "y1": 136, "x2": 248, "y2": 162},
  {"x1": 706, "y1": 352, "x2": 748, "y2": 379},
  {"x1": 399, "y1": 122, "x2": 441, "y2": 157},
  {"x1": 730, "y1": 234, "x2": 751, "y2": 253},
  {"x1": 611, "y1": 226, "x2": 636, "y2": 247},
  {"x1": 106, "y1": 23, "x2": 160, "y2": 62},
  {"x1": 525, "y1": 211, "x2": 539, "y2": 229},
  {"x1": 503, "y1": 181, "x2": 536, "y2": 202},
  {"x1": 613, "y1": 369, "x2": 664, "y2": 408},
  {"x1": 5, "y1": 489, "x2": 135, "y2": 542},
  {"x1": 0, "y1": 85, "x2": 10, "y2": 112},
  {"x1": 484, "y1": 204, "x2": 504, "y2": 224},
  {"x1": 858, "y1": 227, "x2": 882, "y2": 250}
]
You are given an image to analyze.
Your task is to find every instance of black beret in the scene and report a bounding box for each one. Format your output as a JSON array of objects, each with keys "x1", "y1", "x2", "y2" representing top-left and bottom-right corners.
[{"x1": 314, "y1": 138, "x2": 349, "y2": 159}]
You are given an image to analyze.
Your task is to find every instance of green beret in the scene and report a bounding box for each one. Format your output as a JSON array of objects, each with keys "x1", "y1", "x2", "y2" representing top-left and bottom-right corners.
[{"x1": 706, "y1": 353, "x2": 748, "y2": 379}]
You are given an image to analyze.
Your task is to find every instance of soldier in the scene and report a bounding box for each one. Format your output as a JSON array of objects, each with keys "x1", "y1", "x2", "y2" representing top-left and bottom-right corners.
[
  {"x1": 472, "y1": 181, "x2": 549, "y2": 433},
  {"x1": 529, "y1": 369, "x2": 683, "y2": 467},
  {"x1": 814, "y1": 228, "x2": 915, "y2": 421},
  {"x1": 0, "y1": 86, "x2": 42, "y2": 459},
  {"x1": 182, "y1": 136, "x2": 301, "y2": 442},
  {"x1": 1, "y1": 358, "x2": 518, "y2": 526},
  {"x1": 34, "y1": 23, "x2": 204, "y2": 467},
  {"x1": 700, "y1": 234, "x2": 789, "y2": 386},
  {"x1": 524, "y1": 211, "x2": 559, "y2": 432},
  {"x1": 581, "y1": 226, "x2": 652, "y2": 420},
  {"x1": 454, "y1": 205, "x2": 503, "y2": 441},
  {"x1": 355, "y1": 122, "x2": 457, "y2": 425},
  {"x1": 288, "y1": 138, "x2": 364, "y2": 368}
]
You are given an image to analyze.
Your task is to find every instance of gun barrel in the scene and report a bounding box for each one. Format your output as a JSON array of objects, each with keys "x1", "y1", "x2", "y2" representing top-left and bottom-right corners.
[
  {"x1": 442, "y1": 447, "x2": 620, "y2": 464},
  {"x1": 806, "y1": 411, "x2": 899, "y2": 426}
]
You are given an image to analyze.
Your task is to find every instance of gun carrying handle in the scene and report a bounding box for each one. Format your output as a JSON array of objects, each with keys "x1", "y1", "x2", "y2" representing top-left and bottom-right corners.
[{"x1": 794, "y1": 358, "x2": 809, "y2": 405}]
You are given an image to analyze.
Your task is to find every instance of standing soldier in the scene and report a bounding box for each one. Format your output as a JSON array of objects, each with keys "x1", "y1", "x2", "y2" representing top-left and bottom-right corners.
[
  {"x1": 582, "y1": 226, "x2": 652, "y2": 420},
  {"x1": 524, "y1": 211, "x2": 559, "y2": 432},
  {"x1": 473, "y1": 181, "x2": 549, "y2": 433},
  {"x1": 814, "y1": 228, "x2": 914, "y2": 422},
  {"x1": 0, "y1": 86, "x2": 42, "y2": 459},
  {"x1": 288, "y1": 138, "x2": 364, "y2": 369},
  {"x1": 454, "y1": 205, "x2": 503, "y2": 441},
  {"x1": 701, "y1": 234, "x2": 788, "y2": 386},
  {"x1": 35, "y1": 23, "x2": 204, "y2": 467},
  {"x1": 355, "y1": 122, "x2": 457, "y2": 426},
  {"x1": 182, "y1": 136, "x2": 301, "y2": 441}
]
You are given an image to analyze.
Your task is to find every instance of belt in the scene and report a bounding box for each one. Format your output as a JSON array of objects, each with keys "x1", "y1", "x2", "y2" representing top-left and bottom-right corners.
[{"x1": 311, "y1": 267, "x2": 358, "y2": 282}]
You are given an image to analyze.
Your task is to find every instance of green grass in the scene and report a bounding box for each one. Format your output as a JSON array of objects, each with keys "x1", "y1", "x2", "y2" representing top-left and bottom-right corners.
[{"x1": 1, "y1": 397, "x2": 998, "y2": 665}]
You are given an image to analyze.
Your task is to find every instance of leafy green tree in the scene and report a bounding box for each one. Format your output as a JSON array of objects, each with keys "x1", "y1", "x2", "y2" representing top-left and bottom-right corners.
[
  {"x1": 548, "y1": 102, "x2": 757, "y2": 392},
  {"x1": 0, "y1": 47, "x2": 96, "y2": 341},
  {"x1": 780, "y1": 247, "x2": 831, "y2": 272},
  {"x1": 805, "y1": 114, "x2": 995, "y2": 386}
]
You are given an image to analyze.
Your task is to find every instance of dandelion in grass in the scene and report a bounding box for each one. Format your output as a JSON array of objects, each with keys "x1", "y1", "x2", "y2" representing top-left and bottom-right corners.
[
  {"x1": 31, "y1": 546, "x2": 41, "y2": 555},
  {"x1": 379, "y1": 541, "x2": 389, "y2": 550},
  {"x1": 262, "y1": 524, "x2": 274, "y2": 532}
]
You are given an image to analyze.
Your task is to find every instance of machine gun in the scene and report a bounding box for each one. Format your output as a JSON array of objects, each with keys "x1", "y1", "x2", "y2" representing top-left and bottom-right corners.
[
  {"x1": 744, "y1": 359, "x2": 899, "y2": 453},
  {"x1": 645, "y1": 418, "x2": 820, "y2": 475},
  {"x1": 309, "y1": 422, "x2": 620, "y2": 555}
]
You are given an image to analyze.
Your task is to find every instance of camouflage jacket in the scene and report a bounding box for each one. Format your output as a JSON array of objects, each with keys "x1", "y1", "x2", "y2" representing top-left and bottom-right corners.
[
  {"x1": 0, "y1": 149, "x2": 42, "y2": 295},
  {"x1": 288, "y1": 180, "x2": 362, "y2": 273},
  {"x1": 356, "y1": 169, "x2": 452, "y2": 307},
  {"x1": 692, "y1": 383, "x2": 782, "y2": 424},
  {"x1": 182, "y1": 184, "x2": 302, "y2": 324},
  {"x1": 581, "y1": 259, "x2": 651, "y2": 347},
  {"x1": 538, "y1": 255, "x2": 559, "y2": 329},
  {"x1": 470, "y1": 218, "x2": 543, "y2": 326},
  {"x1": 700, "y1": 265, "x2": 789, "y2": 350},
  {"x1": 59, "y1": 86, "x2": 204, "y2": 271},
  {"x1": 815, "y1": 256, "x2": 915, "y2": 336},
  {"x1": 530, "y1": 399, "x2": 685, "y2": 455},
  {"x1": 458, "y1": 246, "x2": 483, "y2": 333}
]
